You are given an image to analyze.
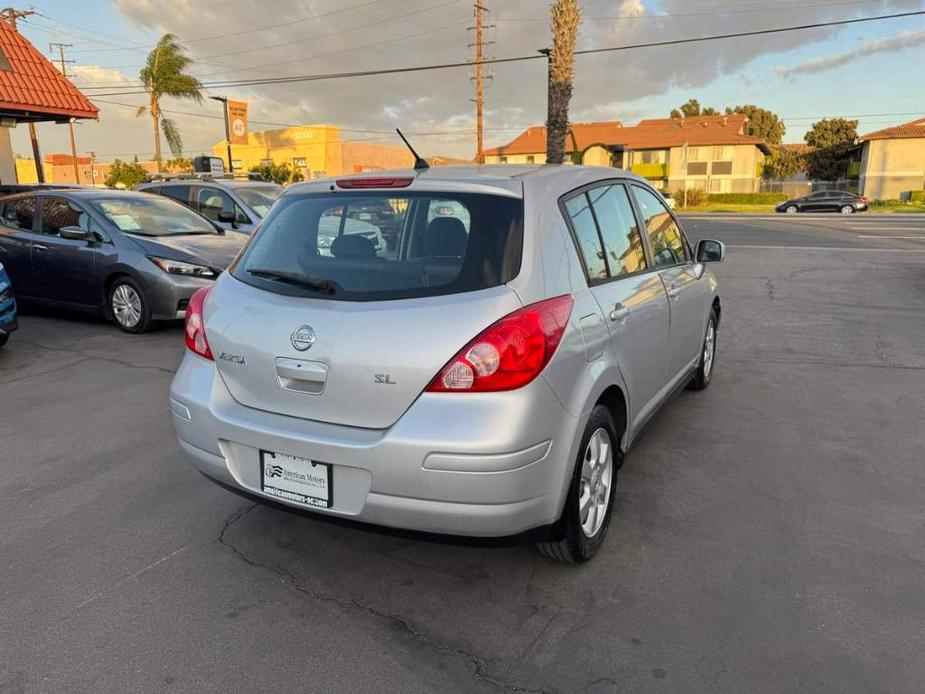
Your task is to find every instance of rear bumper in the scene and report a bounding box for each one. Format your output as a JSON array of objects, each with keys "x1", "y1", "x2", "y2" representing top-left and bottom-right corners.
[{"x1": 169, "y1": 352, "x2": 583, "y2": 537}]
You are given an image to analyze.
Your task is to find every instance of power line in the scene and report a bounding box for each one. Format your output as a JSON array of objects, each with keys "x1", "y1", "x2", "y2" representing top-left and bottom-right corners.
[{"x1": 78, "y1": 10, "x2": 925, "y2": 97}]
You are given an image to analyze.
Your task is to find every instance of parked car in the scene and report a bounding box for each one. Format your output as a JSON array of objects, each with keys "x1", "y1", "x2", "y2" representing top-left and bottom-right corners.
[
  {"x1": 136, "y1": 177, "x2": 284, "y2": 234},
  {"x1": 776, "y1": 190, "x2": 868, "y2": 214},
  {"x1": 169, "y1": 165, "x2": 724, "y2": 563},
  {"x1": 0, "y1": 183, "x2": 89, "y2": 198},
  {"x1": 0, "y1": 190, "x2": 245, "y2": 333},
  {"x1": 0, "y1": 260, "x2": 17, "y2": 347}
]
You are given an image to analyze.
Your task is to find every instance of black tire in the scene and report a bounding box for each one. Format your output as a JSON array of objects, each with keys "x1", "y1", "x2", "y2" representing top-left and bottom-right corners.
[
  {"x1": 109, "y1": 277, "x2": 153, "y2": 333},
  {"x1": 688, "y1": 308, "x2": 718, "y2": 391},
  {"x1": 0, "y1": 332, "x2": 8, "y2": 348},
  {"x1": 537, "y1": 405, "x2": 622, "y2": 564}
]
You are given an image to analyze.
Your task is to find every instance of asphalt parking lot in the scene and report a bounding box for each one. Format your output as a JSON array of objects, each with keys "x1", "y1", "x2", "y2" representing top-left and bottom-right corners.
[{"x1": 2, "y1": 214, "x2": 924, "y2": 693}]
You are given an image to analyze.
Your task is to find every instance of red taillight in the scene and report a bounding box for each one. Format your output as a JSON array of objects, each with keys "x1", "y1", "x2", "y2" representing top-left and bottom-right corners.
[
  {"x1": 426, "y1": 295, "x2": 574, "y2": 393},
  {"x1": 185, "y1": 286, "x2": 213, "y2": 360},
  {"x1": 335, "y1": 177, "x2": 413, "y2": 189},
  {"x1": 860, "y1": 196, "x2": 868, "y2": 203}
]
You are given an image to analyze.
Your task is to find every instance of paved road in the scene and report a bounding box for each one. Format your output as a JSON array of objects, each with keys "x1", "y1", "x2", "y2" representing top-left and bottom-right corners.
[
  {"x1": 2, "y1": 215, "x2": 924, "y2": 693},
  {"x1": 681, "y1": 212, "x2": 925, "y2": 250}
]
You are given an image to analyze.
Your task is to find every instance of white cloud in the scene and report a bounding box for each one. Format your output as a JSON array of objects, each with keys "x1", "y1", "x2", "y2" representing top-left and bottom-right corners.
[{"x1": 778, "y1": 26, "x2": 925, "y2": 79}]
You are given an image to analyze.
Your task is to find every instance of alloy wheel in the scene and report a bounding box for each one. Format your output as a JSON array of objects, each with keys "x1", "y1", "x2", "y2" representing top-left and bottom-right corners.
[
  {"x1": 579, "y1": 428, "x2": 614, "y2": 538},
  {"x1": 703, "y1": 319, "x2": 716, "y2": 379},
  {"x1": 841, "y1": 205, "x2": 854, "y2": 215},
  {"x1": 112, "y1": 284, "x2": 142, "y2": 329},
  {"x1": 786, "y1": 206, "x2": 798, "y2": 214}
]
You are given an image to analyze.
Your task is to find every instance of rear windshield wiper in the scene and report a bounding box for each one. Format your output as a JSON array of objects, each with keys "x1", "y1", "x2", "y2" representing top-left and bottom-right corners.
[{"x1": 247, "y1": 267, "x2": 338, "y2": 295}]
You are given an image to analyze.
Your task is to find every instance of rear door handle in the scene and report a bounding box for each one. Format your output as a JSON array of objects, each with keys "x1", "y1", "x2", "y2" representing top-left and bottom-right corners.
[
  {"x1": 33, "y1": 244, "x2": 48, "y2": 252},
  {"x1": 610, "y1": 303, "x2": 630, "y2": 322},
  {"x1": 667, "y1": 284, "x2": 680, "y2": 299}
]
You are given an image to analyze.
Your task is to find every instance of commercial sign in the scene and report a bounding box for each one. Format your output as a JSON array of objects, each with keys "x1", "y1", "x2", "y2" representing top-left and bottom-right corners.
[{"x1": 228, "y1": 100, "x2": 249, "y2": 145}]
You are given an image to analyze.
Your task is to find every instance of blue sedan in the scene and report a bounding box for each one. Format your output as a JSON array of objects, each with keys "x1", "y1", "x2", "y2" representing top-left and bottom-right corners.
[{"x1": 0, "y1": 260, "x2": 17, "y2": 347}]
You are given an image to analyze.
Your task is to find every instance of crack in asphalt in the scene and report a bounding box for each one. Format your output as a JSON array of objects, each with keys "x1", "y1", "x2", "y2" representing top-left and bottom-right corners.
[
  {"x1": 14, "y1": 338, "x2": 176, "y2": 376},
  {"x1": 0, "y1": 357, "x2": 93, "y2": 385},
  {"x1": 217, "y1": 504, "x2": 553, "y2": 694}
]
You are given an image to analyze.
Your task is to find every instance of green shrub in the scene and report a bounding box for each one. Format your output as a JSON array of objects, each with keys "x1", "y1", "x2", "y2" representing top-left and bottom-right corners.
[
  {"x1": 706, "y1": 192, "x2": 788, "y2": 204},
  {"x1": 908, "y1": 190, "x2": 925, "y2": 203},
  {"x1": 673, "y1": 188, "x2": 708, "y2": 207},
  {"x1": 104, "y1": 159, "x2": 149, "y2": 189}
]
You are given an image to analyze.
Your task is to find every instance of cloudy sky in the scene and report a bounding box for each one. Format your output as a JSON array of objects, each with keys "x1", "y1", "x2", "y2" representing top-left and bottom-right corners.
[{"x1": 11, "y1": 0, "x2": 925, "y2": 162}]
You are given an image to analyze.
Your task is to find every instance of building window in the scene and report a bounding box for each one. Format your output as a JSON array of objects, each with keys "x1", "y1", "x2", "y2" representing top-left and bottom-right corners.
[
  {"x1": 260, "y1": 158, "x2": 274, "y2": 166},
  {"x1": 711, "y1": 161, "x2": 733, "y2": 176},
  {"x1": 713, "y1": 146, "x2": 734, "y2": 161},
  {"x1": 526, "y1": 155, "x2": 535, "y2": 163},
  {"x1": 687, "y1": 147, "x2": 706, "y2": 162},
  {"x1": 709, "y1": 178, "x2": 732, "y2": 193},
  {"x1": 687, "y1": 162, "x2": 708, "y2": 176},
  {"x1": 499, "y1": 156, "x2": 508, "y2": 163},
  {"x1": 293, "y1": 157, "x2": 307, "y2": 168},
  {"x1": 635, "y1": 150, "x2": 666, "y2": 164}
]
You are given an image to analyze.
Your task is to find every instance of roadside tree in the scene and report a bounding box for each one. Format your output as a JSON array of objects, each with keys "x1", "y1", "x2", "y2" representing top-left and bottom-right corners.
[{"x1": 804, "y1": 118, "x2": 858, "y2": 181}]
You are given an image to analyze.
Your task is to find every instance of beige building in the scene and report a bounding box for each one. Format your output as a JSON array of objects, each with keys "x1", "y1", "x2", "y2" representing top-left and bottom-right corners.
[
  {"x1": 485, "y1": 115, "x2": 770, "y2": 194},
  {"x1": 213, "y1": 124, "x2": 413, "y2": 179},
  {"x1": 857, "y1": 118, "x2": 925, "y2": 200}
]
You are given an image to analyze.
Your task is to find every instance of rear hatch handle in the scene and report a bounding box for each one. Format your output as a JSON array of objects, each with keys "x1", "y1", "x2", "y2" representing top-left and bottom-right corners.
[{"x1": 275, "y1": 358, "x2": 328, "y2": 395}]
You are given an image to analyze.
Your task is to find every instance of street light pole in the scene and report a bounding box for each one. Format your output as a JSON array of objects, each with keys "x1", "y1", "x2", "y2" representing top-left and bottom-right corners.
[{"x1": 209, "y1": 95, "x2": 233, "y2": 174}]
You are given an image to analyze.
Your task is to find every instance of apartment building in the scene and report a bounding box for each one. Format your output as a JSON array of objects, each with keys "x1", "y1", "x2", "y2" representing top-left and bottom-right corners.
[{"x1": 485, "y1": 115, "x2": 770, "y2": 193}]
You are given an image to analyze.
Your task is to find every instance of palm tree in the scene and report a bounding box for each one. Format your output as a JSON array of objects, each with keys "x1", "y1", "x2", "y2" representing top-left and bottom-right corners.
[
  {"x1": 545, "y1": 0, "x2": 581, "y2": 165},
  {"x1": 137, "y1": 34, "x2": 203, "y2": 172}
]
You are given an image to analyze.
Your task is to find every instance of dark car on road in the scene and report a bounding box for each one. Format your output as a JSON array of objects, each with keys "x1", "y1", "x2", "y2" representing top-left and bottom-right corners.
[
  {"x1": 0, "y1": 190, "x2": 245, "y2": 333},
  {"x1": 776, "y1": 190, "x2": 868, "y2": 215}
]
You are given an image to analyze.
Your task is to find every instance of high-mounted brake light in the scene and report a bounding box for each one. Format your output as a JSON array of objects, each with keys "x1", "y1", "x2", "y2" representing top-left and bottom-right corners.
[
  {"x1": 335, "y1": 177, "x2": 414, "y2": 189},
  {"x1": 185, "y1": 286, "x2": 214, "y2": 361},
  {"x1": 426, "y1": 295, "x2": 574, "y2": 393}
]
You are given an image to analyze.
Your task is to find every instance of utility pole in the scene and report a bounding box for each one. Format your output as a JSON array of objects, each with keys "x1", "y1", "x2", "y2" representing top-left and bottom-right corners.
[
  {"x1": 1, "y1": 8, "x2": 45, "y2": 182},
  {"x1": 208, "y1": 96, "x2": 233, "y2": 174},
  {"x1": 468, "y1": 3, "x2": 493, "y2": 164},
  {"x1": 50, "y1": 43, "x2": 80, "y2": 182}
]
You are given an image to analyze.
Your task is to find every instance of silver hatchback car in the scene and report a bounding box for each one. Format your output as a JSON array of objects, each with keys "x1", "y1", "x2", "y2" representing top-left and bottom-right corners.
[{"x1": 169, "y1": 165, "x2": 724, "y2": 562}]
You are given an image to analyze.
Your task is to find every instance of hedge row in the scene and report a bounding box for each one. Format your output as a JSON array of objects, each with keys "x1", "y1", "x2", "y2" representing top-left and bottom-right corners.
[
  {"x1": 909, "y1": 190, "x2": 925, "y2": 203},
  {"x1": 702, "y1": 192, "x2": 789, "y2": 204}
]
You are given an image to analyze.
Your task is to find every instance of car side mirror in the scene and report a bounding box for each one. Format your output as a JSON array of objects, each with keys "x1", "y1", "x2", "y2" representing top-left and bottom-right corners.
[
  {"x1": 217, "y1": 211, "x2": 237, "y2": 227},
  {"x1": 59, "y1": 226, "x2": 90, "y2": 241},
  {"x1": 696, "y1": 239, "x2": 725, "y2": 263}
]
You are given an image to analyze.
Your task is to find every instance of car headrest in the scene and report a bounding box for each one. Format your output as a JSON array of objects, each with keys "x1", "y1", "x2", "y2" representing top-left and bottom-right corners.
[
  {"x1": 424, "y1": 217, "x2": 467, "y2": 257},
  {"x1": 331, "y1": 234, "x2": 377, "y2": 259}
]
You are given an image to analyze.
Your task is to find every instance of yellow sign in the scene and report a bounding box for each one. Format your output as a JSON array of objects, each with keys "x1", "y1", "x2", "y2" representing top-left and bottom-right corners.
[{"x1": 228, "y1": 100, "x2": 248, "y2": 145}]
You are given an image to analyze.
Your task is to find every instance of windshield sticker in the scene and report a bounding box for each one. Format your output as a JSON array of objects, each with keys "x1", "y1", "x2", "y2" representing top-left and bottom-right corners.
[{"x1": 109, "y1": 214, "x2": 142, "y2": 231}]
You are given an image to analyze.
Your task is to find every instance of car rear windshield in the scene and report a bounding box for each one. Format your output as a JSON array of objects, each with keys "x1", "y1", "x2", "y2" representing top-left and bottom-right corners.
[
  {"x1": 232, "y1": 191, "x2": 523, "y2": 301},
  {"x1": 90, "y1": 196, "x2": 217, "y2": 236}
]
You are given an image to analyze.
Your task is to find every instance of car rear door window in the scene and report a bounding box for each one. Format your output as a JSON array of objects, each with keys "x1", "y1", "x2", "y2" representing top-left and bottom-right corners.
[
  {"x1": 40, "y1": 197, "x2": 85, "y2": 235},
  {"x1": 586, "y1": 184, "x2": 647, "y2": 276},
  {"x1": 632, "y1": 186, "x2": 688, "y2": 269},
  {"x1": 564, "y1": 194, "x2": 608, "y2": 281},
  {"x1": 235, "y1": 191, "x2": 523, "y2": 301},
  {"x1": 1, "y1": 197, "x2": 36, "y2": 231},
  {"x1": 160, "y1": 185, "x2": 190, "y2": 204}
]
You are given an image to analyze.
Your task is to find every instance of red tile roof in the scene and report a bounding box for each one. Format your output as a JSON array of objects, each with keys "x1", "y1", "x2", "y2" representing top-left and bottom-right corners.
[
  {"x1": 860, "y1": 117, "x2": 925, "y2": 142},
  {"x1": 0, "y1": 20, "x2": 98, "y2": 120},
  {"x1": 485, "y1": 114, "x2": 771, "y2": 156}
]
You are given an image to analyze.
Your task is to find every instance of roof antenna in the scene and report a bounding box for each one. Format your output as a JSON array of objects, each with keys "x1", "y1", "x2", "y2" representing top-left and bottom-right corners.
[{"x1": 396, "y1": 128, "x2": 430, "y2": 171}]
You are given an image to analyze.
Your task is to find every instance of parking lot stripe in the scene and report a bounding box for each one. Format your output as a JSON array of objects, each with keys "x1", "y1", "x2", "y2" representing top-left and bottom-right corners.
[{"x1": 857, "y1": 235, "x2": 925, "y2": 239}]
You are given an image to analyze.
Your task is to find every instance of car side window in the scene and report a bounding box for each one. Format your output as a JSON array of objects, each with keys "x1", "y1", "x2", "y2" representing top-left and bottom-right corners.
[
  {"x1": 586, "y1": 183, "x2": 647, "y2": 276},
  {"x1": 632, "y1": 186, "x2": 688, "y2": 269},
  {"x1": 197, "y1": 188, "x2": 249, "y2": 224},
  {"x1": 1, "y1": 197, "x2": 36, "y2": 231},
  {"x1": 40, "y1": 197, "x2": 89, "y2": 236},
  {"x1": 160, "y1": 185, "x2": 190, "y2": 204},
  {"x1": 564, "y1": 193, "x2": 608, "y2": 281}
]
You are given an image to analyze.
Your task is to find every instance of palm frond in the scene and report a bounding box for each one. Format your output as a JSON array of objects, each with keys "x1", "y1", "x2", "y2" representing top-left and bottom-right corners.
[
  {"x1": 139, "y1": 33, "x2": 203, "y2": 104},
  {"x1": 135, "y1": 105, "x2": 148, "y2": 118},
  {"x1": 161, "y1": 116, "x2": 183, "y2": 157}
]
